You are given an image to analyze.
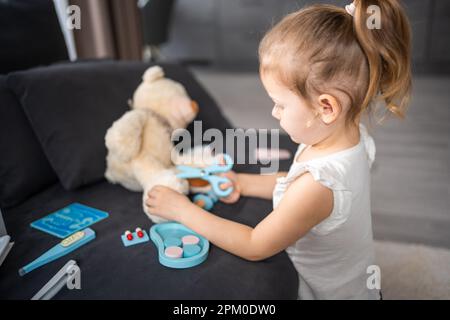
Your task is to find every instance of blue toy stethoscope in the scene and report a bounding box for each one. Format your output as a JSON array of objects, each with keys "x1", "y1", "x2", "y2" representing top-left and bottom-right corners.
[{"x1": 176, "y1": 153, "x2": 234, "y2": 198}]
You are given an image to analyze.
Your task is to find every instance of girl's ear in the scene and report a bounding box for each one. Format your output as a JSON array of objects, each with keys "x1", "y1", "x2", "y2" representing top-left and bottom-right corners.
[{"x1": 317, "y1": 94, "x2": 341, "y2": 125}]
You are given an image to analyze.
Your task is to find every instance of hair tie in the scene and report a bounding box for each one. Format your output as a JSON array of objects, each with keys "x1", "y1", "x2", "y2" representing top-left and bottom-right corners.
[{"x1": 345, "y1": 2, "x2": 356, "y2": 17}]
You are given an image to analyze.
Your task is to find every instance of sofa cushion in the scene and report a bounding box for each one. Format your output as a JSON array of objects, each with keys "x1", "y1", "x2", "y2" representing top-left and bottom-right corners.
[
  {"x1": 0, "y1": 76, "x2": 58, "y2": 208},
  {"x1": 6, "y1": 61, "x2": 232, "y2": 191},
  {"x1": 0, "y1": 181, "x2": 297, "y2": 299}
]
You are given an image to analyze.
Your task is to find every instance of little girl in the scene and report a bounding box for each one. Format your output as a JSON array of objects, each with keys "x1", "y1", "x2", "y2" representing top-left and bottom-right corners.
[{"x1": 145, "y1": 0, "x2": 411, "y2": 300}]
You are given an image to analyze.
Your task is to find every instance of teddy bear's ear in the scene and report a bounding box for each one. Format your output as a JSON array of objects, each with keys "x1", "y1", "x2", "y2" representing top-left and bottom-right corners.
[{"x1": 143, "y1": 66, "x2": 164, "y2": 83}]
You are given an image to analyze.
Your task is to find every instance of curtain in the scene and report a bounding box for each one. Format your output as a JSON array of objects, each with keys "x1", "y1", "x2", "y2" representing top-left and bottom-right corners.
[{"x1": 69, "y1": 0, "x2": 143, "y2": 60}]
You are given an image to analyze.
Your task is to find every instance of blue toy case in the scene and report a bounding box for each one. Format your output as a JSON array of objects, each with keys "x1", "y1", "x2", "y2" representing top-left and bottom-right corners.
[{"x1": 150, "y1": 222, "x2": 209, "y2": 269}]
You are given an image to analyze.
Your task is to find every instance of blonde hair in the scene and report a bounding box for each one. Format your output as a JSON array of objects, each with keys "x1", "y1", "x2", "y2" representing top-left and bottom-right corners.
[{"x1": 259, "y1": 0, "x2": 412, "y2": 122}]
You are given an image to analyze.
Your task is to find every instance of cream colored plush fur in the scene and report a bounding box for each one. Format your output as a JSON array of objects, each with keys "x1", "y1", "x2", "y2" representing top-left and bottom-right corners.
[{"x1": 104, "y1": 66, "x2": 198, "y2": 223}]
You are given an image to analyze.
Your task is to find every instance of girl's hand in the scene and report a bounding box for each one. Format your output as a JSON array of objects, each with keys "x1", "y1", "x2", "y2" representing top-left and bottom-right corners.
[
  {"x1": 216, "y1": 154, "x2": 242, "y2": 204},
  {"x1": 218, "y1": 170, "x2": 242, "y2": 204},
  {"x1": 145, "y1": 185, "x2": 193, "y2": 221}
]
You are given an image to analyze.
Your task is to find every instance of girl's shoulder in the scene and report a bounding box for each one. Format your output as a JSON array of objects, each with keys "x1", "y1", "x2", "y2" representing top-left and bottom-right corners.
[
  {"x1": 290, "y1": 123, "x2": 376, "y2": 176},
  {"x1": 275, "y1": 124, "x2": 376, "y2": 235}
]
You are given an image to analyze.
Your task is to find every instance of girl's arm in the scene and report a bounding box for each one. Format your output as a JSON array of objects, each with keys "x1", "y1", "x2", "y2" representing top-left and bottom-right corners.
[
  {"x1": 147, "y1": 172, "x2": 332, "y2": 261},
  {"x1": 218, "y1": 171, "x2": 287, "y2": 204},
  {"x1": 181, "y1": 173, "x2": 331, "y2": 261},
  {"x1": 238, "y1": 172, "x2": 287, "y2": 200}
]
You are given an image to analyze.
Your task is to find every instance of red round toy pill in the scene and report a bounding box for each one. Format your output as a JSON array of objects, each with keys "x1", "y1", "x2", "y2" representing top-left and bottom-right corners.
[
  {"x1": 125, "y1": 231, "x2": 133, "y2": 241},
  {"x1": 136, "y1": 228, "x2": 144, "y2": 238}
]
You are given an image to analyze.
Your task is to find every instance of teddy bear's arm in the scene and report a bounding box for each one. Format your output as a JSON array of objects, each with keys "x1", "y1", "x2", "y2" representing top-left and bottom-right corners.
[{"x1": 105, "y1": 110, "x2": 148, "y2": 162}]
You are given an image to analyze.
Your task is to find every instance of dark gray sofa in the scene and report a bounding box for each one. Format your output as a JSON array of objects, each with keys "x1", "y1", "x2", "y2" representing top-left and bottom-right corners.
[{"x1": 0, "y1": 60, "x2": 298, "y2": 299}]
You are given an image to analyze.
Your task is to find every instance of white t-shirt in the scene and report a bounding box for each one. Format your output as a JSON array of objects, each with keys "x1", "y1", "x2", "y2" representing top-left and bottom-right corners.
[{"x1": 273, "y1": 124, "x2": 381, "y2": 300}]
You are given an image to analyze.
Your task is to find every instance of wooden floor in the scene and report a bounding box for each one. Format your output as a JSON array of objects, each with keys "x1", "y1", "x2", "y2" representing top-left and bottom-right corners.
[{"x1": 192, "y1": 68, "x2": 450, "y2": 249}]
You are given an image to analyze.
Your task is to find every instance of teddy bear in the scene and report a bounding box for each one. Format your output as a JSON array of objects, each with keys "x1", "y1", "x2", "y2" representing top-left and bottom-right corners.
[{"x1": 104, "y1": 65, "x2": 199, "y2": 223}]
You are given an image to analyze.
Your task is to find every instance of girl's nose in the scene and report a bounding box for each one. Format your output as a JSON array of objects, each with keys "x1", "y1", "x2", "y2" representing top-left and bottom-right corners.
[{"x1": 272, "y1": 106, "x2": 281, "y2": 120}]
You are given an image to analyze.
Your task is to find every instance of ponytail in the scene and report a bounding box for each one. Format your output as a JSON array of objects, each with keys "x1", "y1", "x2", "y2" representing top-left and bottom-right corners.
[{"x1": 353, "y1": 0, "x2": 412, "y2": 118}]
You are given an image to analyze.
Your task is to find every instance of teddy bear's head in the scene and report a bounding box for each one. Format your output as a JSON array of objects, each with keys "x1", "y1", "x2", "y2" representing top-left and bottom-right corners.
[{"x1": 131, "y1": 66, "x2": 199, "y2": 129}]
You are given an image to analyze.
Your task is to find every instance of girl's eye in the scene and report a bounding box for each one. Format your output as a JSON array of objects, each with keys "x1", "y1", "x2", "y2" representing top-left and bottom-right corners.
[{"x1": 275, "y1": 103, "x2": 284, "y2": 109}]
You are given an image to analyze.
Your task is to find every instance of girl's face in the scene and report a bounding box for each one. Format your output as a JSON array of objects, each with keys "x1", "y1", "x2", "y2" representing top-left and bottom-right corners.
[{"x1": 261, "y1": 73, "x2": 324, "y2": 145}]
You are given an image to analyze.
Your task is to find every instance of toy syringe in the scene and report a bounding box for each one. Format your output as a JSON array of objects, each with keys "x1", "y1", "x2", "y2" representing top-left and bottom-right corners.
[{"x1": 19, "y1": 228, "x2": 95, "y2": 276}]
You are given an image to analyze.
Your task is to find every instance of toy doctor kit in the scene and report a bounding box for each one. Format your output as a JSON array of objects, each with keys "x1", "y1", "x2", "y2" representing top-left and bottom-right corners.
[
  {"x1": 176, "y1": 153, "x2": 234, "y2": 210},
  {"x1": 19, "y1": 228, "x2": 95, "y2": 276},
  {"x1": 31, "y1": 260, "x2": 79, "y2": 300}
]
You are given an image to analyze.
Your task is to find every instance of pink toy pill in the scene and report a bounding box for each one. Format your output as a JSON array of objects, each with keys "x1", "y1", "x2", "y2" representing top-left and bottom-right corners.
[
  {"x1": 182, "y1": 235, "x2": 200, "y2": 246},
  {"x1": 165, "y1": 246, "x2": 183, "y2": 259}
]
